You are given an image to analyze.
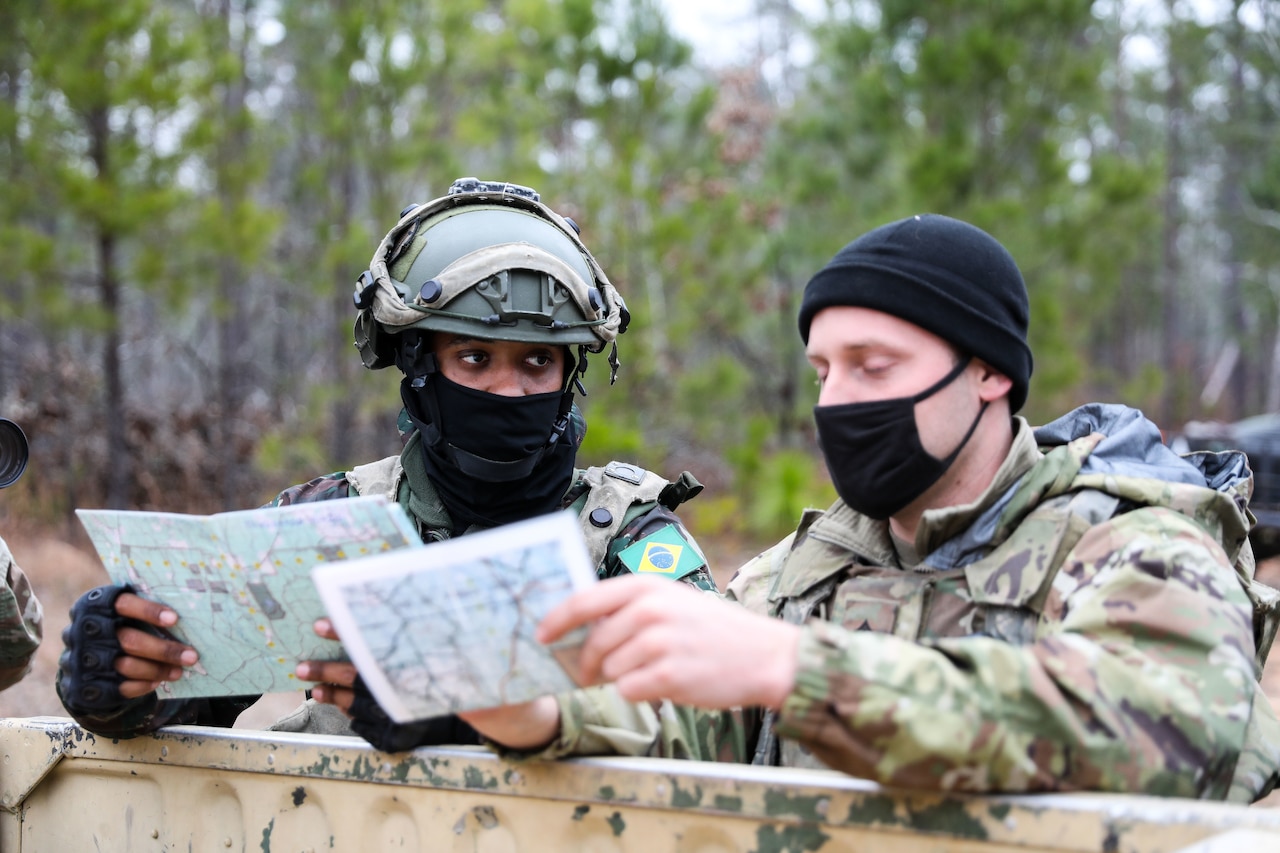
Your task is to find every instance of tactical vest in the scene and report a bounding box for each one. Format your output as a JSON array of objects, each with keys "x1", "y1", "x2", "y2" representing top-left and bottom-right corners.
[
  {"x1": 346, "y1": 455, "x2": 700, "y2": 572},
  {"x1": 762, "y1": 486, "x2": 1280, "y2": 774}
]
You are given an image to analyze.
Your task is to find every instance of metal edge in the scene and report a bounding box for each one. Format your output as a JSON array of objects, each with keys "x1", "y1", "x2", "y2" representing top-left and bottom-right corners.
[{"x1": 12, "y1": 718, "x2": 1277, "y2": 849}]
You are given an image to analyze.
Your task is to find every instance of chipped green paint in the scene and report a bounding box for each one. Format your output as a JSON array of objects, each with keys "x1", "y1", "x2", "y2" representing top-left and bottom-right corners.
[
  {"x1": 607, "y1": 811, "x2": 626, "y2": 836},
  {"x1": 713, "y1": 794, "x2": 744, "y2": 813},
  {"x1": 572, "y1": 805, "x2": 590, "y2": 821},
  {"x1": 763, "y1": 789, "x2": 827, "y2": 821},
  {"x1": 841, "y1": 794, "x2": 989, "y2": 841},
  {"x1": 843, "y1": 793, "x2": 901, "y2": 827},
  {"x1": 670, "y1": 780, "x2": 704, "y2": 808},
  {"x1": 987, "y1": 803, "x2": 1012, "y2": 822},
  {"x1": 259, "y1": 817, "x2": 274, "y2": 852},
  {"x1": 753, "y1": 823, "x2": 829, "y2": 853},
  {"x1": 392, "y1": 755, "x2": 450, "y2": 787},
  {"x1": 420, "y1": 756, "x2": 452, "y2": 786},
  {"x1": 906, "y1": 801, "x2": 989, "y2": 840},
  {"x1": 463, "y1": 766, "x2": 498, "y2": 790},
  {"x1": 304, "y1": 753, "x2": 338, "y2": 777},
  {"x1": 347, "y1": 754, "x2": 381, "y2": 781},
  {"x1": 598, "y1": 785, "x2": 616, "y2": 800},
  {"x1": 386, "y1": 760, "x2": 414, "y2": 784},
  {"x1": 303, "y1": 748, "x2": 455, "y2": 788},
  {"x1": 503, "y1": 768, "x2": 522, "y2": 786}
]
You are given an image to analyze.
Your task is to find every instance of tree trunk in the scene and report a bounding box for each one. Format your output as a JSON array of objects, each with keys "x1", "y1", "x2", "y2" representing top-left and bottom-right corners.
[
  {"x1": 89, "y1": 105, "x2": 131, "y2": 508},
  {"x1": 1159, "y1": 11, "x2": 1184, "y2": 426},
  {"x1": 214, "y1": 0, "x2": 253, "y2": 509}
]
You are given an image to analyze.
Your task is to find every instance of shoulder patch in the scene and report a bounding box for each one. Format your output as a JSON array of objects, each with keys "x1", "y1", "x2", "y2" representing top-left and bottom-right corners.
[{"x1": 618, "y1": 524, "x2": 706, "y2": 580}]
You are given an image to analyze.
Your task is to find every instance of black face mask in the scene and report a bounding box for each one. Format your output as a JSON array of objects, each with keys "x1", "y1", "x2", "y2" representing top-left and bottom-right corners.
[
  {"x1": 401, "y1": 373, "x2": 578, "y2": 529},
  {"x1": 813, "y1": 356, "x2": 987, "y2": 520}
]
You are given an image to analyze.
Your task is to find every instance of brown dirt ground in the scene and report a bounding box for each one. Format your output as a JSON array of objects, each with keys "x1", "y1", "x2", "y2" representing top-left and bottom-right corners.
[{"x1": 3, "y1": 525, "x2": 1278, "y2": 805}]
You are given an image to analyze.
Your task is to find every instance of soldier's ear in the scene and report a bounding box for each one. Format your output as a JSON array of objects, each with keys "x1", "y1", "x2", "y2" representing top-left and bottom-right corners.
[{"x1": 974, "y1": 359, "x2": 1013, "y2": 403}]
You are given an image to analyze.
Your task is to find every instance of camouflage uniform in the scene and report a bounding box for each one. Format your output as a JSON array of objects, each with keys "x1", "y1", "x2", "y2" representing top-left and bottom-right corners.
[
  {"x1": 540, "y1": 404, "x2": 1280, "y2": 802},
  {"x1": 59, "y1": 424, "x2": 713, "y2": 739},
  {"x1": 0, "y1": 535, "x2": 41, "y2": 691},
  {"x1": 59, "y1": 179, "x2": 716, "y2": 741}
]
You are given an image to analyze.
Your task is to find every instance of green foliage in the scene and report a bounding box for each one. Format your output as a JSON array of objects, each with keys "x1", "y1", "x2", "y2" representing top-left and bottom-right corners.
[
  {"x1": 2, "y1": 0, "x2": 1277, "y2": 532},
  {"x1": 253, "y1": 428, "x2": 330, "y2": 501},
  {"x1": 745, "y1": 449, "x2": 837, "y2": 538},
  {"x1": 725, "y1": 417, "x2": 835, "y2": 539},
  {"x1": 575, "y1": 407, "x2": 651, "y2": 469}
]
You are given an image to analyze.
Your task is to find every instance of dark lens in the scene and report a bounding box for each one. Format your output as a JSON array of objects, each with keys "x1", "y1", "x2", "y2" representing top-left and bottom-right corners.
[{"x1": 0, "y1": 419, "x2": 29, "y2": 489}]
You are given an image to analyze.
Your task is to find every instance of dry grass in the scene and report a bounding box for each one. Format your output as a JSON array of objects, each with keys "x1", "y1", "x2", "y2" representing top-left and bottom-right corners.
[{"x1": 3, "y1": 523, "x2": 1278, "y2": 805}]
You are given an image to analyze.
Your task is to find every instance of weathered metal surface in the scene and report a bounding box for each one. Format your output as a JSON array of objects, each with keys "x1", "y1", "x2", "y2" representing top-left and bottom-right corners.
[{"x1": 2, "y1": 716, "x2": 1279, "y2": 851}]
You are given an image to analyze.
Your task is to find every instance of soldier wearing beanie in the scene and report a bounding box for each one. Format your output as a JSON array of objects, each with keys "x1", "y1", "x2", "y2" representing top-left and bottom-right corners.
[{"x1": 538, "y1": 213, "x2": 1280, "y2": 803}]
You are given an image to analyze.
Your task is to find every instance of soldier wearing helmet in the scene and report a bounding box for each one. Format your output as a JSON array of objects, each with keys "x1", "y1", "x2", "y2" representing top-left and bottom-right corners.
[{"x1": 57, "y1": 179, "x2": 715, "y2": 751}]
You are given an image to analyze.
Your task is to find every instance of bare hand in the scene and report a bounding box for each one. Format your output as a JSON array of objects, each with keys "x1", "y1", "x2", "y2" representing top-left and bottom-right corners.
[
  {"x1": 114, "y1": 593, "x2": 198, "y2": 699},
  {"x1": 459, "y1": 697, "x2": 561, "y2": 750},
  {"x1": 537, "y1": 576, "x2": 800, "y2": 710},
  {"x1": 296, "y1": 618, "x2": 357, "y2": 712}
]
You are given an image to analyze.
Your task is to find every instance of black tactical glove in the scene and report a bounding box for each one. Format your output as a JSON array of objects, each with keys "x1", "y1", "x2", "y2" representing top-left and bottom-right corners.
[
  {"x1": 348, "y1": 674, "x2": 481, "y2": 752},
  {"x1": 58, "y1": 584, "x2": 143, "y2": 715}
]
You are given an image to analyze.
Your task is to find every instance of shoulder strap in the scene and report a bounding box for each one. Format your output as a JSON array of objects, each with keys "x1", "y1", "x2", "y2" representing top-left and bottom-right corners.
[
  {"x1": 572, "y1": 461, "x2": 698, "y2": 569},
  {"x1": 345, "y1": 455, "x2": 403, "y2": 500},
  {"x1": 965, "y1": 488, "x2": 1120, "y2": 612}
]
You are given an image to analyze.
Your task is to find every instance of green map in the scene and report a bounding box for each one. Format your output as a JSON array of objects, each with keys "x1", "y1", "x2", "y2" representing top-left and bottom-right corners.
[{"x1": 76, "y1": 496, "x2": 423, "y2": 699}]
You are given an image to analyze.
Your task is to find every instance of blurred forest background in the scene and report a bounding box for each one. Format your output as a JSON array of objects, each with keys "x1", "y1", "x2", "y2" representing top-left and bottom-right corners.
[{"x1": 2, "y1": 0, "x2": 1280, "y2": 551}]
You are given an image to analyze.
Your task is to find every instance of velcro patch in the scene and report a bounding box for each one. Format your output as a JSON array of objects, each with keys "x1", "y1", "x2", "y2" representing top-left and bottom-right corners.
[{"x1": 618, "y1": 524, "x2": 704, "y2": 580}]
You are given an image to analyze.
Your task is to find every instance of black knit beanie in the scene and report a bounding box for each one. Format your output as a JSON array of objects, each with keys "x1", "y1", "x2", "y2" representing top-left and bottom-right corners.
[{"x1": 798, "y1": 214, "x2": 1033, "y2": 413}]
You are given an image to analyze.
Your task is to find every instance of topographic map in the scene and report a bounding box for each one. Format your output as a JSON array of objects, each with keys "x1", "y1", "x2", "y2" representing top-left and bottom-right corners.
[
  {"x1": 313, "y1": 510, "x2": 596, "y2": 722},
  {"x1": 76, "y1": 496, "x2": 423, "y2": 699}
]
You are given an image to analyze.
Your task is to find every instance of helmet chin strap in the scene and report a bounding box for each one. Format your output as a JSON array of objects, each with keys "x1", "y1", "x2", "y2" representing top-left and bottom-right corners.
[
  {"x1": 394, "y1": 331, "x2": 436, "y2": 390},
  {"x1": 396, "y1": 333, "x2": 583, "y2": 484}
]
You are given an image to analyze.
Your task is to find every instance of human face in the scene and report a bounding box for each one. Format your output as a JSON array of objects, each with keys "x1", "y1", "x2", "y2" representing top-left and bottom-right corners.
[
  {"x1": 806, "y1": 306, "x2": 978, "y2": 460},
  {"x1": 433, "y1": 334, "x2": 567, "y2": 397},
  {"x1": 807, "y1": 306, "x2": 964, "y2": 403}
]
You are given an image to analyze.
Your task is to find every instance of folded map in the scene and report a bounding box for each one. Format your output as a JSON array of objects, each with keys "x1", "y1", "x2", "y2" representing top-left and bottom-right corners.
[
  {"x1": 312, "y1": 509, "x2": 596, "y2": 722},
  {"x1": 76, "y1": 496, "x2": 422, "y2": 699}
]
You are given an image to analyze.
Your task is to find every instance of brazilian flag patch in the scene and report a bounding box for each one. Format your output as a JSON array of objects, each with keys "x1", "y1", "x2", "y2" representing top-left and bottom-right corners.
[{"x1": 618, "y1": 524, "x2": 705, "y2": 580}]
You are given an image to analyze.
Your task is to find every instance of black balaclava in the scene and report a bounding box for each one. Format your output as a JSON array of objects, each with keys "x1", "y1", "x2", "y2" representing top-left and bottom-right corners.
[{"x1": 398, "y1": 345, "x2": 581, "y2": 531}]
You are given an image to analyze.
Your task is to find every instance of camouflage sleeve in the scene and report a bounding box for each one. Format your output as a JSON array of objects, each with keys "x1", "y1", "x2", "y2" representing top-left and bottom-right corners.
[
  {"x1": 520, "y1": 503, "x2": 728, "y2": 754},
  {"x1": 266, "y1": 472, "x2": 354, "y2": 507},
  {"x1": 509, "y1": 538, "x2": 799, "y2": 762},
  {"x1": 598, "y1": 503, "x2": 719, "y2": 592},
  {"x1": 0, "y1": 536, "x2": 41, "y2": 691},
  {"x1": 492, "y1": 686, "x2": 754, "y2": 763},
  {"x1": 774, "y1": 506, "x2": 1271, "y2": 799}
]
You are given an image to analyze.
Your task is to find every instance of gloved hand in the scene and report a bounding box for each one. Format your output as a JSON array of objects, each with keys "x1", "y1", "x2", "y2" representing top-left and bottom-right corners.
[
  {"x1": 58, "y1": 584, "x2": 139, "y2": 715},
  {"x1": 348, "y1": 674, "x2": 480, "y2": 751}
]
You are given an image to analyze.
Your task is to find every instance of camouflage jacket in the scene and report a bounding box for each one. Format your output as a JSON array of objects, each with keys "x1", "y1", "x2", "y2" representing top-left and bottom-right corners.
[
  {"x1": 548, "y1": 404, "x2": 1280, "y2": 802},
  {"x1": 60, "y1": 436, "x2": 713, "y2": 738},
  {"x1": 0, "y1": 535, "x2": 41, "y2": 691}
]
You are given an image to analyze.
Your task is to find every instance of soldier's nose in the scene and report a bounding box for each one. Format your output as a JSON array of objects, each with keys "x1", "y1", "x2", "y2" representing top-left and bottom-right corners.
[{"x1": 488, "y1": 368, "x2": 526, "y2": 397}]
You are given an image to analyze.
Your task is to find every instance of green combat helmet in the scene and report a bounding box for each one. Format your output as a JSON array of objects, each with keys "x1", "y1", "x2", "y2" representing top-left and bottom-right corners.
[
  {"x1": 351, "y1": 179, "x2": 629, "y2": 511},
  {"x1": 352, "y1": 177, "x2": 629, "y2": 391}
]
